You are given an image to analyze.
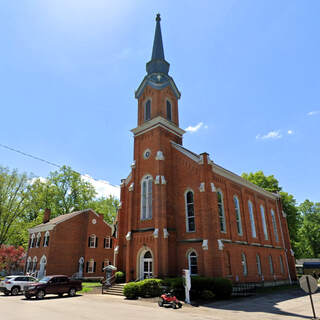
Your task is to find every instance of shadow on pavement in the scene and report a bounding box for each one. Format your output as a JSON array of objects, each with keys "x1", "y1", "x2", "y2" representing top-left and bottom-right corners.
[
  {"x1": 22, "y1": 294, "x2": 83, "y2": 301},
  {"x1": 202, "y1": 288, "x2": 314, "y2": 319}
]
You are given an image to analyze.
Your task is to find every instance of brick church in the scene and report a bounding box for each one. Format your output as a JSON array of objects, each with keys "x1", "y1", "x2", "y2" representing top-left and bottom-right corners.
[{"x1": 115, "y1": 14, "x2": 297, "y2": 284}]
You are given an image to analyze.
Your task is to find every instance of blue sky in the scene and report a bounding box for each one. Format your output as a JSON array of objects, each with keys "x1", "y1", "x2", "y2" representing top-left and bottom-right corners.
[{"x1": 1, "y1": 1, "x2": 319, "y2": 204}]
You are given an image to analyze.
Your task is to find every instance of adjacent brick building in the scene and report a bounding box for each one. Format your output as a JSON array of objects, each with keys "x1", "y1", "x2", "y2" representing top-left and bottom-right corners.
[
  {"x1": 26, "y1": 208, "x2": 114, "y2": 279},
  {"x1": 115, "y1": 15, "x2": 297, "y2": 284}
]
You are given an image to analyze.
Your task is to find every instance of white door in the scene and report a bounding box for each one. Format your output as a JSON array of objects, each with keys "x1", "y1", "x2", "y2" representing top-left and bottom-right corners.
[{"x1": 140, "y1": 251, "x2": 153, "y2": 279}]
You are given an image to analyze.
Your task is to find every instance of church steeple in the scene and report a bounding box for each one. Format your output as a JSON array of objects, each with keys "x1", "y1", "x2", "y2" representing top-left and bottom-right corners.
[
  {"x1": 146, "y1": 14, "x2": 169, "y2": 75},
  {"x1": 135, "y1": 14, "x2": 180, "y2": 100}
]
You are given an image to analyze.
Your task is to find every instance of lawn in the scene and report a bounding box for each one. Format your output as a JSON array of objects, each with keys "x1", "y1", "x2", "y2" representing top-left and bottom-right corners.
[{"x1": 79, "y1": 282, "x2": 102, "y2": 293}]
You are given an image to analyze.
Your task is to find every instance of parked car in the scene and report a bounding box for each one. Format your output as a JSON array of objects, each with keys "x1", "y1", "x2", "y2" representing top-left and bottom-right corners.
[
  {"x1": 0, "y1": 275, "x2": 38, "y2": 296},
  {"x1": 24, "y1": 275, "x2": 82, "y2": 299}
]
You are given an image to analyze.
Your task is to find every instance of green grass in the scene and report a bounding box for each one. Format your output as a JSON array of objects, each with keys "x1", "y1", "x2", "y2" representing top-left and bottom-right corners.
[{"x1": 79, "y1": 282, "x2": 102, "y2": 294}]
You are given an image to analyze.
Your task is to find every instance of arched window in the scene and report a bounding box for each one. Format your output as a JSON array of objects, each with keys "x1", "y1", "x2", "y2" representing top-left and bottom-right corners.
[
  {"x1": 141, "y1": 175, "x2": 152, "y2": 220},
  {"x1": 26, "y1": 257, "x2": 32, "y2": 273},
  {"x1": 32, "y1": 256, "x2": 37, "y2": 272},
  {"x1": 256, "y1": 254, "x2": 262, "y2": 276},
  {"x1": 166, "y1": 100, "x2": 172, "y2": 121},
  {"x1": 43, "y1": 231, "x2": 50, "y2": 247},
  {"x1": 30, "y1": 234, "x2": 35, "y2": 248},
  {"x1": 271, "y1": 209, "x2": 279, "y2": 242},
  {"x1": 86, "y1": 259, "x2": 96, "y2": 273},
  {"x1": 241, "y1": 253, "x2": 247, "y2": 276},
  {"x1": 217, "y1": 191, "x2": 226, "y2": 232},
  {"x1": 279, "y1": 255, "x2": 284, "y2": 274},
  {"x1": 36, "y1": 233, "x2": 41, "y2": 248},
  {"x1": 188, "y1": 251, "x2": 198, "y2": 275},
  {"x1": 88, "y1": 234, "x2": 97, "y2": 248},
  {"x1": 268, "y1": 255, "x2": 274, "y2": 275},
  {"x1": 248, "y1": 201, "x2": 256, "y2": 238},
  {"x1": 185, "y1": 191, "x2": 195, "y2": 232},
  {"x1": 233, "y1": 196, "x2": 242, "y2": 235},
  {"x1": 260, "y1": 205, "x2": 268, "y2": 240},
  {"x1": 145, "y1": 100, "x2": 151, "y2": 121}
]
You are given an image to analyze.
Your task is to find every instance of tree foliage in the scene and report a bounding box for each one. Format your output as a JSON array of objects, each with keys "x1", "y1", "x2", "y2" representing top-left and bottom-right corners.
[
  {"x1": 0, "y1": 165, "x2": 118, "y2": 248},
  {"x1": 0, "y1": 245, "x2": 25, "y2": 273},
  {"x1": 241, "y1": 171, "x2": 302, "y2": 257}
]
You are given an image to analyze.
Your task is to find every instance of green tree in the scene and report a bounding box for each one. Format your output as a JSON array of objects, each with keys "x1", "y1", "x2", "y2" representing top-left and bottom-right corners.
[
  {"x1": 0, "y1": 167, "x2": 31, "y2": 245},
  {"x1": 47, "y1": 165, "x2": 97, "y2": 217},
  {"x1": 89, "y1": 196, "x2": 119, "y2": 224},
  {"x1": 298, "y1": 200, "x2": 320, "y2": 258},
  {"x1": 241, "y1": 171, "x2": 302, "y2": 257}
]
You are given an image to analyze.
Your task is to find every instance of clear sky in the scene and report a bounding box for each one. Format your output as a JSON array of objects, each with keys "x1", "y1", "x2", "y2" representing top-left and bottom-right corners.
[{"x1": 1, "y1": 1, "x2": 319, "y2": 204}]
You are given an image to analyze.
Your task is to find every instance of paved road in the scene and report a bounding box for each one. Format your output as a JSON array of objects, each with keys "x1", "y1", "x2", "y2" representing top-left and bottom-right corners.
[{"x1": 1, "y1": 289, "x2": 319, "y2": 320}]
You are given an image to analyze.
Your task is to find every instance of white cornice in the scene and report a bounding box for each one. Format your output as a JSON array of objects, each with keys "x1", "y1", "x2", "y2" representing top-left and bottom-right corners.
[
  {"x1": 28, "y1": 224, "x2": 55, "y2": 234},
  {"x1": 211, "y1": 163, "x2": 279, "y2": 200},
  {"x1": 171, "y1": 141, "x2": 200, "y2": 163},
  {"x1": 131, "y1": 116, "x2": 185, "y2": 137}
]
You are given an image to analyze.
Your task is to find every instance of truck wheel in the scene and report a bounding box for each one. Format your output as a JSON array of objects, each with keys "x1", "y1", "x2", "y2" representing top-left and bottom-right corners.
[
  {"x1": 68, "y1": 288, "x2": 76, "y2": 297},
  {"x1": 11, "y1": 287, "x2": 20, "y2": 296},
  {"x1": 4, "y1": 291, "x2": 10, "y2": 296},
  {"x1": 36, "y1": 290, "x2": 45, "y2": 299}
]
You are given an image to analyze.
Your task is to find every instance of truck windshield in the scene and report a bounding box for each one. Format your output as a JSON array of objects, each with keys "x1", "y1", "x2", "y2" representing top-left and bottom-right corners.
[{"x1": 39, "y1": 277, "x2": 51, "y2": 283}]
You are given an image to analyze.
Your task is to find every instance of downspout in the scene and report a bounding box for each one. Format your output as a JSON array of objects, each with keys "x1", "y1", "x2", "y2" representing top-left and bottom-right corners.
[{"x1": 276, "y1": 197, "x2": 292, "y2": 284}]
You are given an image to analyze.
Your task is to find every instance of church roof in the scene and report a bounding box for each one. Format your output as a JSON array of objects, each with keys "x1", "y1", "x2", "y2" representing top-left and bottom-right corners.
[
  {"x1": 171, "y1": 141, "x2": 280, "y2": 200},
  {"x1": 135, "y1": 14, "x2": 180, "y2": 99}
]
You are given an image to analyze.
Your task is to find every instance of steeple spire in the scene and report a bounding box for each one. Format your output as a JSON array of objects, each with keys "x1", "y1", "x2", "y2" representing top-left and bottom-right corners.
[
  {"x1": 146, "y1": 14, "x2": 170, "y2": 75},
  {"x1": 151, "y1": 14, "x2": 165, "y2": 60}
]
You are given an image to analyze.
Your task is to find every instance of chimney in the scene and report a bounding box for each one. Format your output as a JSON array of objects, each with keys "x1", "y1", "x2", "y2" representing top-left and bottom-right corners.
[{"x1": 43, "y1": 208, "x2": 51, "y2": 224}]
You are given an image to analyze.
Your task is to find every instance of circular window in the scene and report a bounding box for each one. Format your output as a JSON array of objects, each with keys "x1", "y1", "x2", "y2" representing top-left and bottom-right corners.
[
  {"x1": 92, "y1": 219, "x2": 97, "y2": 225},
  {"x1": 143, "y1": 149, "x2": 151, "y2": 159}
]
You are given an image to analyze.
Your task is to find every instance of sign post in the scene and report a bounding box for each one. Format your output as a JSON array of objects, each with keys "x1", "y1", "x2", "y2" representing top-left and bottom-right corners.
[
  {"x1": 182, "y1": 269, "x2": 191, "y2": 304},
  {"x1": 299, "y1": 275, "x2": 319, "y2": 320}
]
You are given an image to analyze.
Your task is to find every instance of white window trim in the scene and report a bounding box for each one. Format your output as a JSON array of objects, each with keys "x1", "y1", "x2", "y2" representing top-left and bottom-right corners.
[
  {"x1": 248, "y1": 201, "x2": 257, "y2": 238},
  {"x1": 188, "y1": 251, "x2": 198, "y2": 276},
  {"x1": 36, "y1": 233, "x2": 41, "y2": 248},
  {"x1": 88, "y1": 259, "x2": 95, "y2": 273},
  {"x1": 241, "y1": 253, "x2": 248, "y2": 276},
  {"x1": 104, "y1": 236, "x2": 111, "y2": 249},
  {"x1": 32, "y1": 256, "x2": 37, "y2": 272},
  {"x1": 256, "y1": 254, "x2": 262, "y2": 276},
  {"x1": 140, "y1": 175, "x2": 153, "y2": 220},
  {"x1": 30, "y1": 234, "x2": 35, "y2": 248},
  {"x1": 233, "y1": 195, "x2": 243, "y2": 236},
  {"x1": 260, "y1": 205, "x2": 268, "y2": 240},
  {"x1": 271, "y1": 209, "x2": 279, "y2": 242},
  {"x1": 217, "y1": 190, "x2": 226, "y2": 233},
  {"x1": 89, "y1": 234, "x2": 96, "y2": 248},
  {"x1": 44, "y1": 231, "x2": 50, "y2": 247},
  {"x1": 269, "y1": 255, "x2": 274, "y2": 275},
  {"x1": 185, "y1": 189, "x2": 195, "y2": 233}
]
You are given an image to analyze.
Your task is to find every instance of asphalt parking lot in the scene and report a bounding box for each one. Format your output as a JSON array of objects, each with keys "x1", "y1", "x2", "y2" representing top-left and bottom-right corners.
[{"x1": 1, "y1": 288, "x2": 319, "y2": 320}]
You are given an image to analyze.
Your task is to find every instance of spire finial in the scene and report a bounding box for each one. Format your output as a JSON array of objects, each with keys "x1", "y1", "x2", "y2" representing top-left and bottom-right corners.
[{"x1": 156, "y1": 13, "x2": 161, "y2": 22}]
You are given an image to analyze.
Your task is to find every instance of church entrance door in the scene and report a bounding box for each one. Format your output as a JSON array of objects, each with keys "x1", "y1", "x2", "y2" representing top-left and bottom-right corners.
[{"x1": 139, "y1": 250, "x2": 153, "y2": 279}]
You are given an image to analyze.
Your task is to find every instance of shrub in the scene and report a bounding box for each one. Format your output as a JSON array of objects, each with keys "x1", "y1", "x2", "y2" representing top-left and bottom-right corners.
[
  {"x1": 211, "y1": 278, "x2": 232, "y2": 299},
  {"x1": 139, "y1": 279, "x2": 163, "y2": 297},
  {"x1": 123, "y1": 282, "x2": 140, "y2": 299},
  {"x1": 201, "y1": 289, "x2": 215, "y2": 300},
  {"x1": 162, "y1": 277, "x2": 185, "y2": 300},
  {"x1": 115, "y1": 271, "x2": 125, "y2": 283}
]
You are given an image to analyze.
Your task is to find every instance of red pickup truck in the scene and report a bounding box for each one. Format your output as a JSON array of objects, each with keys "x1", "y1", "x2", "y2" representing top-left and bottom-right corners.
[{"x1": 24, "y1": 275, "x2": 82, "y2": 299}]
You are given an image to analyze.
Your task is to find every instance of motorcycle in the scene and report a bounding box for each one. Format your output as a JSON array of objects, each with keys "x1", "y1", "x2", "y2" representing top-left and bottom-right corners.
[{"x1": 158, "y1": 290, "x2": 182, "y2": 309}]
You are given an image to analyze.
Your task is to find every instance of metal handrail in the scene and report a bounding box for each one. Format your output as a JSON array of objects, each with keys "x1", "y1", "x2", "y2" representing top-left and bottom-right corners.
[{"x1": 101, "y1": 275, "x2": 116, "y2": 294}]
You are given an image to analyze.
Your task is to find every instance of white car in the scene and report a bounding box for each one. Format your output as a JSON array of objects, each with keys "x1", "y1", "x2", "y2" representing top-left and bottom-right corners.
[{"x1": 0, "y1": 275, "x2": 38, "y2": 295}]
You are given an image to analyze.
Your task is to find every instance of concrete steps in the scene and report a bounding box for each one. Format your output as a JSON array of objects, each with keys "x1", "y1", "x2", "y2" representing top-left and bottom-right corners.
[{"x1": 103, "y1": 283, "x2": 126, "y2": 296}]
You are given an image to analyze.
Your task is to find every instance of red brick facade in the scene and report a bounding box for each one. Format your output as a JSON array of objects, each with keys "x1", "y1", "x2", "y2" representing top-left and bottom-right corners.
[
  {"x1": 26, "y1": 209, "x2": 114, "y2": 279},
  {"x1": 115, "y1": 16, "x2": 296, "y2": 284}
]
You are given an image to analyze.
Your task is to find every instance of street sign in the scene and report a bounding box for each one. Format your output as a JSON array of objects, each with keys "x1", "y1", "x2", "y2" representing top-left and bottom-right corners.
[
  {"x1": 299, "y1": 275, "x2": 319, "y2": 320},
  {"x1": 300, "y1": 275, "x2": 318, "y2": 294}
]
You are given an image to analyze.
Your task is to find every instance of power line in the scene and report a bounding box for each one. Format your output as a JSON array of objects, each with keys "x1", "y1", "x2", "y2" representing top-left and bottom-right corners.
[{"x1": 0, "y1": 142, "x2": 120, "y2": 188}]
